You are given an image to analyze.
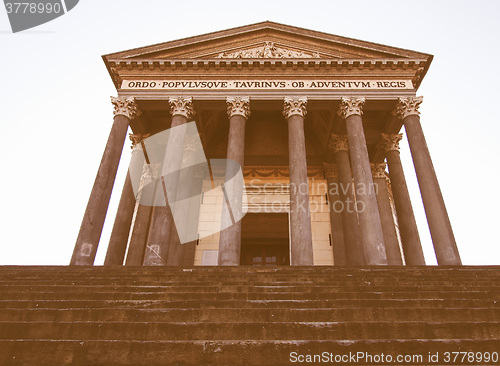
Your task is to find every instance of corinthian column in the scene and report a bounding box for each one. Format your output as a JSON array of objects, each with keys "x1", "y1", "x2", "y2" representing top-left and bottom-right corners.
[
  {"x1": 370, "y1": 163, "x2": 403, "y2": 265},
  {"x1": 378, "y1": 133, "x2": 425, "y2": 265},
  {"x1": 103, "y1": 134, "x2": 146, "y2": 266},
  {"x1": 218, "y1": 97, "x2": 250, "y2": 265},
  {"x1": 328, "y1": 135, "x2": 364, "y2": 265},
  {"x1": 338, "y1": 97, "x2": 387, "y2": 265},
  {"x1": 394, "y1": 97, "x2": 461, "y2": 265},
  {"x1": 144, "y1": 97, "x2": 194, "y2": 266},
  {"x1": 71, "y1": 96, "x2": 139, "y2": 265},
  {"x1": 283, "y1": 97, "x2": 313, "y2": 265},
  {"x1": 323, "y1": 163, "x2": 346, "y2": 265}
]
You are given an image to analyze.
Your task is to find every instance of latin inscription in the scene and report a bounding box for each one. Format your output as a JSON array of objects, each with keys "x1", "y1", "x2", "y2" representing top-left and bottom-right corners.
[{"x1": 121, "y1": 79, "x2": 412, "y2": 90}]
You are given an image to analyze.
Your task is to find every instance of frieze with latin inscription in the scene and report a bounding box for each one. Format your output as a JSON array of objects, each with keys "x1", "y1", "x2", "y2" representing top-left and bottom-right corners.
[{"x1": 121, "y1": 79, "x2": 413, "y2": 91}]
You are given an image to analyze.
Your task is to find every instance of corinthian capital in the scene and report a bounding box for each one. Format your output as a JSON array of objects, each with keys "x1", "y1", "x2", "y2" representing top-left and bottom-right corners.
[
  {"x1": 111, "y1": 96, "x2": 139, "y2": 120},
  {"x1": 393, "y1": 96, "x2": 423, "y2": 119},
  {"x1": 371, "y1": 163, "x2": 387, "y2": 179},
  {"x1": 328, "y1": 134, "x2": 349, "y2": 153},
  {"x1": 337, "y1": 97, "x2": 365, "y2": 119},
  {"x1": 227, "y1": 97, "x2": 251, "y2": 119},
  {"x1": 129, "y1": 133, "x2": 149, "y2": 146},
  {"x1": 283, "y1": 97, "x2": 307, "y2": 119},
  {"x1": 378, "y1": 133, "x2": 403, "y2": 153},
  {"x1": 169, "y1": 97, "x2": 194, "y2": 119}
]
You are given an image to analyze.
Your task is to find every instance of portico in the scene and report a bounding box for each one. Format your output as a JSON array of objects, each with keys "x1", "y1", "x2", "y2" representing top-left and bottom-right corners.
[{"x1": 71, "y1": 21, "x2": 461, "y2": 267}]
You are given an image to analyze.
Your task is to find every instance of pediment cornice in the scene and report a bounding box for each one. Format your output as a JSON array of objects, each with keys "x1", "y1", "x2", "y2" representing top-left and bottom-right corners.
[{"x1": 103, "y1": 21, "x2": 432, "y2": 91}]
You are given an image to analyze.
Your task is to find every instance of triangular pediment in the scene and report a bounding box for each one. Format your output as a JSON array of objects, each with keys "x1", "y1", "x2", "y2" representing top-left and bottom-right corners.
[{"x1": 103, "y1": 21, "x2": 431, "y2": 61}]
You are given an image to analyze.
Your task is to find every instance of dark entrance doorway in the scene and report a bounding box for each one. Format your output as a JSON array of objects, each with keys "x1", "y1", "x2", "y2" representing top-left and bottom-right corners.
[{"x1": 240, "y1": 213, "x2": 289, "y2": 265}]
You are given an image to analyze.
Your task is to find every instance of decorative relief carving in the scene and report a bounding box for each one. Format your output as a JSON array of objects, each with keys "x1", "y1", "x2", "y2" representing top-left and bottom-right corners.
[
  {"x1": 323, "y1": 163, "x2": 338, "y2": 180},
  {"x1": 328, "y1": 134, "x2": 349, "y2": 153},
  {"x1": 283, "y1": 97, "x2": 307, "y2": 119},
  {"x1": 226, "y1": 97, "x2": 251, "y2": 119},
  {"x1": 217, "y1": 42, "x2": 321, "y2": 59},
  {"x1": 111, "y1": 96, "x2": 139, "y2": 120},
  {"x1": 169, "y1": 96, "x2": 194, "y2": 119},
  {"x1": 371, "y1": 163, "x2": 388, "y2": 179},
  {"x1": 337, "y1": 97, "x2": 365, "y2": 119},
  {"x1": 378, "y1": 133, "x2": 403, "y2": 153},
  {"x1": 243, "y1": 166, "x2": 324, "y2": 178},
  {"x1": 393, "y1": 96, "x2": 423, "y2": 119}
]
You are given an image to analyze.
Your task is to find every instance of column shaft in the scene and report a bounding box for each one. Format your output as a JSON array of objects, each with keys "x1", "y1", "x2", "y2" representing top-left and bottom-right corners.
[
  {"x1": 218, "y1": 111, "x2": 248, "y2": 265},
  {"x1": 71, "y1": 97, "x2": 138, "y2": 265},
  {"x1": 371, "y1": 164, "x2": 403, "y2": 265},
  {"x1": 334, "y1": 149, "x2": 364, "y2": 265},
  {"x1": 126, "y1": 204, "x2": 153, "y2": 265},
  {"x1": 144, "y1": 97, "x2": 194, "y2": 265},
  {"x1": 394, "y1": 97, "x2": 461, "y2": 265},
  {"x1": 104, "y1": 172, "x2": 136, "y2": 265},
  {"x1": 404, "y1": 114, "x2": 461, "y2": 264},
  {"x1": 340, "y1": 98, "x2": 387, "y2": 265},
  {"x1": 384, "y1": 147, "x2": 425, "y2": 265},
  {"x1": 284, "y1": 97, "x2": 313, "y2": 265},
  {"x1": 143, "y1": 115, "x2": 186, "y2": 265}
]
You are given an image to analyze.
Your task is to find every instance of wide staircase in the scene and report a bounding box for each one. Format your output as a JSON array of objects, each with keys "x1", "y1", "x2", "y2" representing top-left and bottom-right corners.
[{"x1": 0, "y1": 266, "x2": 498, "y2": 365}]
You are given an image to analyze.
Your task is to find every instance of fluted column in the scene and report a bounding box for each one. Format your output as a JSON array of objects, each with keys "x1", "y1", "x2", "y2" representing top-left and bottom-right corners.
[
  {"x1": 71, "y1": 97, "x2": 139, "y2": 265},
  {"x1": 328, "y1": 135, "x2": 364, "y2": 265},
  {"x1": 370, "y1": 163, "x2": 404, "y2": 265},
  {"x1": 394, "y1": 97, "x2": 461, "y2": 265},
  {"x1": 378, "y1": 133, "x2": 425, "y2": 265},
  {"x1": 218, "y1": 97, "x2": 251, "y2": 265},
  {"x1": 338, "y1": 97, "x2": 387, "y2": 265},
  {"x1": 283, "y1": 97, "x2": 313, "y2": 265},
  {"x1": 323, "y1": 163, "x2": 346, "y2": 265},
  {"x1": 144, "y1": 97, "x2": 194, "y2": 265}
]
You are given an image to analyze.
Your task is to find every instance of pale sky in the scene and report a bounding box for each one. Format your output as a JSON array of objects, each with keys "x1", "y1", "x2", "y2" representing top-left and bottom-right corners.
[{"x1": 0, "y1": 0, "x2": 498, "y2": 265}]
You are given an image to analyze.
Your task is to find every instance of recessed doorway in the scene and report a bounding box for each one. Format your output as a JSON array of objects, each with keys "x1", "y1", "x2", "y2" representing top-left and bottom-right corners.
[{"x1": 240, "y1": 213, "x2": 289, "y2": 266}]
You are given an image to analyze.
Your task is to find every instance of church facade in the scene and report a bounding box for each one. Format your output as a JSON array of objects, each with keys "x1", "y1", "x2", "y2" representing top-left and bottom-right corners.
[{"x1": 70, "y1": 22, "x2": 461, "y2": 267}]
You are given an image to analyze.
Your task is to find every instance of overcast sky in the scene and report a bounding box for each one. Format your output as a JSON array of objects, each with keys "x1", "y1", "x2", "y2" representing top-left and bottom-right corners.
[{"x1": 0, "y1": 0, "x2": 498, "y2": 265}]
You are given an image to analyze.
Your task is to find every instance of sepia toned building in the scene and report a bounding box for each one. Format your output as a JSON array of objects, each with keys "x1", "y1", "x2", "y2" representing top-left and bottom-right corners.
[
  {"x1": 4, "y1": 22, "x2": 500, "y2": 366},
  {"x1": 70, "y1": 21, "x2": 461, "y2": 267}
]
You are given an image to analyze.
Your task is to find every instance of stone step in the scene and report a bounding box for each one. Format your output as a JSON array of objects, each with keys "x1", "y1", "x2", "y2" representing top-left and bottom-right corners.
[
  {"x1": 0, "y1": 266, "x2": 498, "y2": 279},
  {"x1": 1, "y1": 321, "x2": 498, "y2": 341},
  {"x1": 0, "y1": 273, "x2": 500, "y2": 288},
  {"x1": 1, "y1": 338, "x2": 499, "y2": 366},
  {"x1": 1, "y1": 307, "x2": 498, "y2": 323},
  {"x1": 1, "y1": 283, "x2": 497, "y2": 294},
  {"x1": 2, "y1": 290, "x2": 498, "y2": 301},
  {"x1": 1, "y1": 298, "x2": 496, "y2": 309},
  {"x1": 1, "y1": 266, "x2": 499, "y2": 365},
  {"x1": 2, "y1": 272, "x2": 498, "y2": 281},
  {"x1": 0, "y1": 277, "x2": 500, "y2": 293}
]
